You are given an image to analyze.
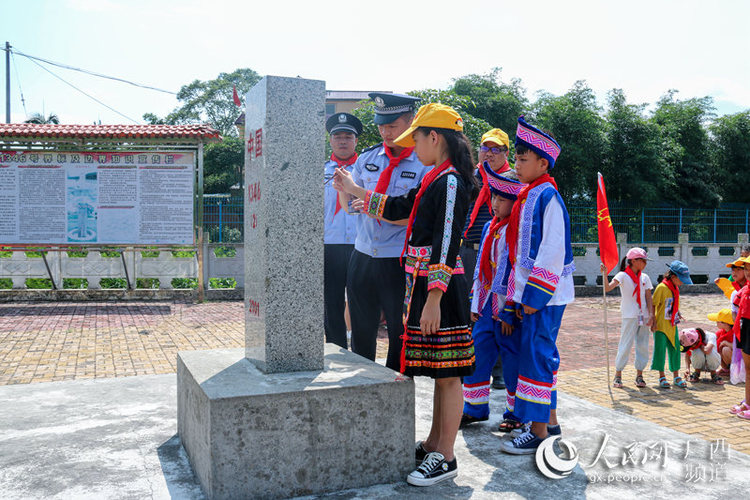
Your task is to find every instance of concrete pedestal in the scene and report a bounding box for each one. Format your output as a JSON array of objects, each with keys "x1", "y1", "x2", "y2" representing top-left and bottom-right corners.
[{"x1": 177, "y1": 344, "x2": 415, "y2": 499}]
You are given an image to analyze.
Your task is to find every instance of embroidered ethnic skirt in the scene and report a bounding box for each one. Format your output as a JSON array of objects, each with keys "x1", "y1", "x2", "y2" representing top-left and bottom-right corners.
[{"x1": 402, "y1": 267, "x2": 476, "y2": 379}]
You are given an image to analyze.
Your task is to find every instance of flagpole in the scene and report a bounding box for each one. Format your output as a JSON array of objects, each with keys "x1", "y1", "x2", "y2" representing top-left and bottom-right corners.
[{"x1": 602, "y1": 268, "x2": 614, "y2": 399}]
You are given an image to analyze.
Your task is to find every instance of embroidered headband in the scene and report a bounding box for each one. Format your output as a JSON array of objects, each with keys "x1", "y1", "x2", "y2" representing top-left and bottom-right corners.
[
  {"x1": 482, "y1": 161, "x2": 526, "y2": 200},
  {"x1": 514, "y1": 115, "x2": 561, "y2": 168}
]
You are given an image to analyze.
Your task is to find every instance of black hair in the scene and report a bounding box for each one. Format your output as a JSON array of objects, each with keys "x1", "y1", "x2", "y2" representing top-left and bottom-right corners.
[
  {"x1": 742, "y1": 244, "x2": 750, "y2": 254},
  {"x1": 696, "y1": 327, "x2": 707, "y2": 344},
  {"x1": 416, "y1": 127, "x2": 480, "y2": 200},
  {"x1": 619, "y1": 257, "x2": 629, "y2": 272}
]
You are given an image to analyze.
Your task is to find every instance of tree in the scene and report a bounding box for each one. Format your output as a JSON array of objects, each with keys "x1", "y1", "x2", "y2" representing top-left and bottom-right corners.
[
  {"x1": 351, "y1": 89, "x2": 491, "y2": 153},
  {"x1": 203, "y1": 137, "x2": 244, "y2": 194},
  {"x1": 601, "y1": 89, "x2": 668, "y2": 206},
  {"x1": 650, "y1": 91, "x2": 718, "y2": 207},
  {"x1": 143, "y1": 68, "x2": 261, "y2": 136},
  {"x1": 451, "y1": 68, "x2": 528, "y2": 136},
  {"x1": 710, "y1": 111, "x2": 750, "y2": 203},
  {"x1": 532, "y1": 81, "x2": 606, "y2": 200},
  {"x1": 25, "y1": 112, "x2": 59, "y2": 124}
]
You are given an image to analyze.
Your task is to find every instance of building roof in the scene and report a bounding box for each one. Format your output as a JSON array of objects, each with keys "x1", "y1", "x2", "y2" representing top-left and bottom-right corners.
[
  {"x1": 0, "y1": 123, "x2": 222, "y2": 141},
  {"x1": 326, "y1": 90, "x2": 391, "y2": 101}
]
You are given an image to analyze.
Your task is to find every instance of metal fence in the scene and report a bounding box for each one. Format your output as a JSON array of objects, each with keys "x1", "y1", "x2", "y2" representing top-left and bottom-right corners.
[
  {"x1": 568, "y1": 203, "x2": 750, "y2": 243},
  {"x1": 202, "y1": 197, "x2": 750, "y2": 245}
]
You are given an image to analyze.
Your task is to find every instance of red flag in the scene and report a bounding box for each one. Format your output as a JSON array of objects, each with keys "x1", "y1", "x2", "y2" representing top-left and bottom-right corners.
[
  {"x1": 232, "y1": 85, "x2": 242, "y2": 107},
  {"x1": 596, "y1": 172, "x2": 619, "y2": 274}
]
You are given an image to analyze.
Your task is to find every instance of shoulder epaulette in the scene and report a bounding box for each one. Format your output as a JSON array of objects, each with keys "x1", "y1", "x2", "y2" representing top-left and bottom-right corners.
[{"x1": 360, "y1": 142, "x2": 383, "y2": 154}]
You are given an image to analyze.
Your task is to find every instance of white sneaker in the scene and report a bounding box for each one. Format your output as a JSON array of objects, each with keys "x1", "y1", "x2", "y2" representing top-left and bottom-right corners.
[{"x1": 510, "y1": 422, "x2": 531, "y2": 437}]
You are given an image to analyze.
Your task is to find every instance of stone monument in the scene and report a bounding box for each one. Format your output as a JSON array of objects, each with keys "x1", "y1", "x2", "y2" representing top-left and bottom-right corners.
[{"x1": 177, "y1": 76, "x2": 415, "y2": 500}]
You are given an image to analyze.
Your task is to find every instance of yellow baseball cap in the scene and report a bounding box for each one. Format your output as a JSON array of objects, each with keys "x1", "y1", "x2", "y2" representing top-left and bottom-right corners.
[
  {"x1": 481, "y1": 128, "x2": 510, "y2": 149},
  {"x1": 707, "y1": 308, "x2": 734, "y2": 325},
  {"x1": 394, "y1": 103, "x2": 464, "y2": 147},
  {"x1": 726, "y1": 258, "x2": 746, "y2": 268}
]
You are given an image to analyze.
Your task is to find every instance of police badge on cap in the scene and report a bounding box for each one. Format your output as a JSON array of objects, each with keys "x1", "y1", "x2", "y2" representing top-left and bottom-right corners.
[
  {"x1": 326, "y1": 112, "x2": 363, "y2": 136},
  {"x1": 369, "y1": 92, "x2": 421, "y2": 125}
]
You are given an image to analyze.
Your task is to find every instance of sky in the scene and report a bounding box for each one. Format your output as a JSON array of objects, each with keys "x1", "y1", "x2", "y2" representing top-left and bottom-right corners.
[{"x1": 2, "y1": 0, "x2": 749, "y2": 126}]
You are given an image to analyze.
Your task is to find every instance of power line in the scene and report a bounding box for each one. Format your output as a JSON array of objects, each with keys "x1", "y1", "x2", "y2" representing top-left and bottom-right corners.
[
  {"x1": 3, "y1": 46, "x2": 177, "y2": 96},
  {"x1": 25, "y1": 56, "x2": 140, "y2": 124},
  {"x1": 10, "y1": 50, "x2": 27, "y2": 117}
]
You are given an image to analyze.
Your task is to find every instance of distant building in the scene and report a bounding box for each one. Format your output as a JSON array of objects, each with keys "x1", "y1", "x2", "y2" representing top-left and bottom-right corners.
[{"x1": 325, "y1": 90, "x2": 392, "y2": 117}]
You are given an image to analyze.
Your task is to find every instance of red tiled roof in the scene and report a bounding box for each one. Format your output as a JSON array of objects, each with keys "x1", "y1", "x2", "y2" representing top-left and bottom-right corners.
[{"x1": 0, "y1": 123, "x2": 222, "y2": 141}]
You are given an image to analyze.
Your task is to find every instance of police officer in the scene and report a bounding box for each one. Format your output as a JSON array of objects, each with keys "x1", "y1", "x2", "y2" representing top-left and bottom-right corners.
[
  {"x1": 324, "y1": 112, "x2": 363, "y2": 348},
  {"x1": 342, "y1": 93, "x2": 431, "y2": 370}
]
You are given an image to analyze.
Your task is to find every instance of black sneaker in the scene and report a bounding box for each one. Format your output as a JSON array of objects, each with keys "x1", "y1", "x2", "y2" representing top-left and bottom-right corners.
[
  {"x1": 415, "y1": 441, "x2": 428, "y2": 466},
  {"x1": 407, "y1": 452, "x2": 458, "y2": 486},
  {"x1": 459, "y1": 413, "x2": 488, "y2": 428}
]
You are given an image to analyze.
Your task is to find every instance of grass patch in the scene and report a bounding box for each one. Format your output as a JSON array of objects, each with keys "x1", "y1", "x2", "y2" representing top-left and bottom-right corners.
[
  {"x1": 100, "y1": 248, "x2": 122, "y2": 258},
  {"x1": 0, "y1": 278, "x2": 12, "y2": 289},
  {"x1": 0, "y1": 247, "x2": 11, "y2": 258},
  {"x1": 67, "y1": 250, "x2": 89, "y2": 258},
  {"x1": 141, "y1": 246, "x2": 160, "y2": 258},
  {"x1": 171, "y1": 250, "x2": 196, "y2": 258},
  {"x1": 25, "y1": 247, "x2": 47, "y2": 258}
]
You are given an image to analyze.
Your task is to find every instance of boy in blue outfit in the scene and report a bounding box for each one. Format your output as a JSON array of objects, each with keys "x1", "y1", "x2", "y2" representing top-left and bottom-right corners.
[
  {"x1": 461, "y1": 165, "x2": 527, "y2": 431},
  {"x1": 499, "y1": 116, "x2": 575, "y2": 455}
]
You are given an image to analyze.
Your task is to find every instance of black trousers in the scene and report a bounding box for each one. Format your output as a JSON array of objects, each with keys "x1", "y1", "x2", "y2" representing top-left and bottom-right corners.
[
  {"x1": 347, "y1": 250, "x2": 405, "y2": 371},
  {"x1": 324, "y1": 244, "x2": 354, "y2": 349}
]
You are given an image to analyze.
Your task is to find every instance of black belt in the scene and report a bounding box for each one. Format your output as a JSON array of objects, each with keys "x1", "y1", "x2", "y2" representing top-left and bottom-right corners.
[{"x1": 462, "y1": 240, "x2": 480, "y2": 251}]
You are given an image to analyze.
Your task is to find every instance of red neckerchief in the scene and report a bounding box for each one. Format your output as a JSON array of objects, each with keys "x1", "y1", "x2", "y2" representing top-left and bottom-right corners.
[
  {"x1": 624, "y1": 266, "x2": 642, "y2": 309},
  {"x1": 331, "y1": 153, "x2": 358, "y2": 215},
  {"x1": 480, "y1": 216, "x2": 510, "y2": 285},
  {"x1": 401, "y1": 159, "x2": 452, "y2": 260},
  {"x1": 733, "y1": 279, "x2": 742, "y2": 291},
  {"x1": 375, "y1": 145, "x2": 414, "y2": 194},
  {"x1": 686, "y1": 333, "x2": 706, "y2": 353},
  {"x1": 464, "y1": 161, "x2": 510, "y2": 237},
  {"x1": 506, "y1": 173, "x2": 557, "y2": 265},
  {"x1": 663, "y1": 277, "x2": 680, "y2": 326}
]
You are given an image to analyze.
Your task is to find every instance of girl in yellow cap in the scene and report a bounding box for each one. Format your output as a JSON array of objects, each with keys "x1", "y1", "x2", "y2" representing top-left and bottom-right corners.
[{"x1": 334, "y1": 102, "x2": 477, "y2": 486}]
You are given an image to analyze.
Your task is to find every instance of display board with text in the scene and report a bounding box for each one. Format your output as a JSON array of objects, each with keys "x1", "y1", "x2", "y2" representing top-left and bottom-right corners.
[{"x1": 0, "y1": 150, "x2": 195, "y2": 245}]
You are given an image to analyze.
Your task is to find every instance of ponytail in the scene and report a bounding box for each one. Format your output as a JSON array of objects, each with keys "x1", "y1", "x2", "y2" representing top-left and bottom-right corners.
[{"x1": 619, "y1": 257, "x2": 629, "y2": 273}]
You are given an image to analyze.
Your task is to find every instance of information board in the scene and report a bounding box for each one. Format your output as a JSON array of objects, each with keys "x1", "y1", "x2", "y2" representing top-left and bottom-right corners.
[{"x1": 0, "y1": 150, "x2": 195, "y2": 245}]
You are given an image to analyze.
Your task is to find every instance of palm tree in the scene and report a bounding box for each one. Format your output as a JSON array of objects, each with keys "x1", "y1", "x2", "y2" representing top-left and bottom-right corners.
[{"x1": 25, "y1": 112, "x2": 60, "y2": 124}]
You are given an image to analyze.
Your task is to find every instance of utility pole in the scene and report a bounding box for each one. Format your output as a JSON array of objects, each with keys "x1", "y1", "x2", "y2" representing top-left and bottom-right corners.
[{"x1": 5, "y1": 41, "x2": 10, "y2": 123}]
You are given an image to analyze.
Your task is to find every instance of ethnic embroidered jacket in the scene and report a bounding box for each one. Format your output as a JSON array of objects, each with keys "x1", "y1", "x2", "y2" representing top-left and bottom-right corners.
[
  {"x1": 363, "y1": 169, "x2": 469, "y2": 292},
  {"x1": 471, "y1": 220, "x2": 510, "y2": 317},
  {"x1": 500, "y1": 182, "x2": 575, "y2": 314}
]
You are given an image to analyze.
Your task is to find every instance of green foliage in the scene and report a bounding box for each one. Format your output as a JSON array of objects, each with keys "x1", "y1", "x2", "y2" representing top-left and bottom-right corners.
[
  {"x1": 172, "y1": 278, "x2": 198, "y2": 289},
  {"x1": 171, "y1": 249, "x2": 196, "y2": 258},
  {"x1": 100, "y1": 278, "x2": 127, "y2": 288},
  {"x1": 207, "y1": 226, "x2": 242, "y2": 243},
  {"x1": 650, "y1": 91, "x2": 718, "y2": 207},
  {"x1": 144, "y1": 68, "x2": 262, "y2": 137},
  {"x1": 213, "y1": 246, "x2": 237, "y2": 258},
  {"x1": 532, "y1": 81, "x2": 607, "y2": 200},
  {"x1": 0, "y1": 247, "x2": 10, "y2": 258},
  {"x1": 25, "y1": 112, "x2": 59, "y2": 124},
  {"x1": 100, "y1": 248, "x2": 121, "y2": 258},
  {"x1": 66, "y1": 249, "x2": 88, "y2": 258},
  {"x1": 451, "y1": 68, "x2": 528, "y2": 136},
  {"x1": 0, "y1": 278, "x2": 11, "y2": 289},
  {"x1": 209, "y1": 277, "x2": 237, "y2": 289},
  {"x1": 26, "y1": 278, "x2": 52, "y2": 289},
  {"x1": 136, "y1": 278, "x2": 160, "y2": 289},
  {"x1": 204, "y1": 136, "x2": 244, "y2": 194},
  {"x1": 25, "y1": 248, "x2": 47, "y2": 258},
  {"x1": 63, "y1": 278, "x2": 88, "y2": 289},
  {"x1": 141, "y1": 248, "x2": 160, "y2": 258},
  {"x1": 710, "y1": 111, "x2": 750, "y2": 203},
  {"x1": 601, "y1": 89, "x2": 667, "y2": 206}
]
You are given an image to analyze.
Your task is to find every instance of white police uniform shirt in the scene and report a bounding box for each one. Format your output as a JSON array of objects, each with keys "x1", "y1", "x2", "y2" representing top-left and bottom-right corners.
[
  {"x1": 324, "y1": 158, "x2": 358, "y2": 244},
  {"x1": 351, "y1": 144, "x2": 430, "y2": 258}
]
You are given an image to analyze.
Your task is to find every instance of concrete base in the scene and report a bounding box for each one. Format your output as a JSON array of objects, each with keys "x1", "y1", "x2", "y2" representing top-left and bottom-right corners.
[{"x1": 177, "y1": 345, "x2": 414, "y2": 500}]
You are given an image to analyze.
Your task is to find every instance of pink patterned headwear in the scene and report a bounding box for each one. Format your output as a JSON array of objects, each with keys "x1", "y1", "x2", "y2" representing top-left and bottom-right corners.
[
  {"x1": 679, "y1": 328, "x2": 699, "y2": 347},
  {"x1": 482, "y1": 161, "x2": 526, "y2": 200},
  {"x1": 515, "y1": 115, "x2": 561, "y2": 168}
]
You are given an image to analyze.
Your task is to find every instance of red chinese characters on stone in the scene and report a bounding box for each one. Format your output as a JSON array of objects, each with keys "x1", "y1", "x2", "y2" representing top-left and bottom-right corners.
[
  {"x1": 248, "y1": 299, "x2": 260, "y2": 317},
  {"x1": 247, "y1": 182, "x2": 261, "y2": 203},
  {"x1": 247, "y1": 135, "x2": 254, "y2": 156},
  {"x1": 255, "y1": 129, "x2": 262, "y2": 157}
]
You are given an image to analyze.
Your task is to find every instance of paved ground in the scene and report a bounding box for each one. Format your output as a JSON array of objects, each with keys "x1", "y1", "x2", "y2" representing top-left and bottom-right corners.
[{"x1": 1, "y1": 294, "x2": 748, "y2": 463}]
